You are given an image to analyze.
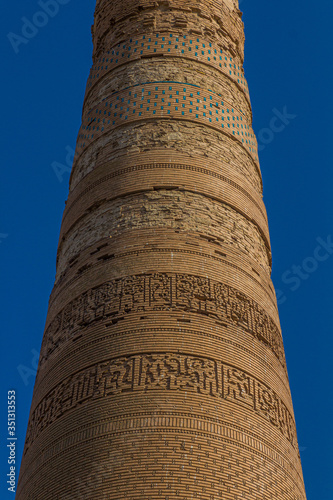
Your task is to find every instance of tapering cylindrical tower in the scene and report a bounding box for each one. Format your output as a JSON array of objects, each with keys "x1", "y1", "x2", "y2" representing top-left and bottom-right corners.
[{"x1": 17, "y1": 1, "x2": 307, "y2": 499}]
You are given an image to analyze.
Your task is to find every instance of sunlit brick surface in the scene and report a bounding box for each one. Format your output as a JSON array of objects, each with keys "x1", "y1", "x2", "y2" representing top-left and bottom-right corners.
[{"x1": 17, "y1": 1, "x2": 307, "y2": 499}]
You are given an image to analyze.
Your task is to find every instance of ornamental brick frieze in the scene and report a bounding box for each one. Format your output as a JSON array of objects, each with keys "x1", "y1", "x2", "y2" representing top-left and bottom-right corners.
[
  {"x1": 40, "y1": 273, "x2": 285, "y2": 368},
  {"x1": 24, "y1": 352, "x2": 297, "y2": 453},
  {"x1": 84, "y1": 33, "x2": 249, "y2": 106},
  {"x1": 83, "y1": 58, "x2": 252, "y2": 130},
  {"x1": 75, "y1": 82, "x2": 258, "y2": 167},
  {"x1": 93, "y1": 0, "x2": 245, "y2": 62}
]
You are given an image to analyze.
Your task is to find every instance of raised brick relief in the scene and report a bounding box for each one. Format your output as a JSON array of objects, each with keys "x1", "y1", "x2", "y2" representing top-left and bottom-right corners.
[
  {"x1": 40, "y1": 273, "x2": 285, "y2": 368},
  {"x1": 24, "y1": 352, "x2": 297, "y2": 452}
]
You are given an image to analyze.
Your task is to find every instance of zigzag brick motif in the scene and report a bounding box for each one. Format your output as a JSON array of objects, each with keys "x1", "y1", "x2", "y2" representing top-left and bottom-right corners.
[{"x1": 17, "y1": 1, "x2": 307, "y2": 499}]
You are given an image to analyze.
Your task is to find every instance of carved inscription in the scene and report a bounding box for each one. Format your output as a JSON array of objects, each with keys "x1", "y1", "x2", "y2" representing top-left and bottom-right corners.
[
  {"x1": 225, "y1": 368, "x2": 255, "y2": 409},
  {"x1": 25, "y1": 353, "x2": 297, "y2": 452},
  {"x1": 41, "y1": 273, "x2": 285, "y2": 367},
  {"x1": 140, "y1": 354, "x2": 217, "y2": 396}
]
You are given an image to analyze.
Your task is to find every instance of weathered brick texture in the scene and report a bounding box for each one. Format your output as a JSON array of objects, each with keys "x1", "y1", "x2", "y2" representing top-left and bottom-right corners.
[{"x1": 17, "y1": 1, "x2": 307, "y2": 499}]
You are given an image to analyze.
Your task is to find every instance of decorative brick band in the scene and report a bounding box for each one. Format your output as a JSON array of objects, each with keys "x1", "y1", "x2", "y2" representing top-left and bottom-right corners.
[
  {"x1": 94, "y1": 0, "x2": 245, "y2": 62},
  {"x1": 41, "y1": 272, "x2": 284, "y2": 367},
  {"x1": 64, "y1": 162, "x2": 264, "y2": 226},
  {"x1": 60, "y1": 163, "x2": 269, "y2": 264},
  {"x1": 84, "y1": 33, "x2": 249, "y2": 104},
  {"x1": 25, "y1": 352, "x2": 297, "y2": 452},
  {"x1": 75, "y1": 82, "x2": 258, "y2": 166},
  {"x1": 35, "y1": 326, "x2": 288, "y2": 401}
]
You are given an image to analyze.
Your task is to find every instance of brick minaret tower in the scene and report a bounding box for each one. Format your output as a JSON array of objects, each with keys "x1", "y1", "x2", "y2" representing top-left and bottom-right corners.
[{"x1": 17, "y1": 1, "x2": 307, "y2": 498}]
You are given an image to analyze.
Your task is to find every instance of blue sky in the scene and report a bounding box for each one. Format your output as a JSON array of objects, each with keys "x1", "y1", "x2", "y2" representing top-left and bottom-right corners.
[{"x1": 1, "y1": 1, "x2": 332, "y2": 498}]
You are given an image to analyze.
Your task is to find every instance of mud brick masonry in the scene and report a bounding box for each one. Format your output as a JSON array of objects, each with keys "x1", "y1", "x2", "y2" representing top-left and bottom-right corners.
[{"x1": 17, "y1": 1, "x2": 307, "y2": 498}]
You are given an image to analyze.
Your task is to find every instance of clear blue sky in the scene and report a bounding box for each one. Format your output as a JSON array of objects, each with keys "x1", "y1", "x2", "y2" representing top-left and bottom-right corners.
[{"x1": 1, "y1": 1, "x2": 332, "y2": 498}]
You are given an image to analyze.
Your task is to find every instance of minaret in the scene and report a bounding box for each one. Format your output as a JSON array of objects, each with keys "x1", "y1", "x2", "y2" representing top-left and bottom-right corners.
[{"x1": 17, "y1": 1, "x2": 307, "y2": 499}]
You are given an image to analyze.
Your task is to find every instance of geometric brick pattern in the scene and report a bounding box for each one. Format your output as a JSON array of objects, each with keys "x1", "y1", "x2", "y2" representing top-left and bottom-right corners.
[
  {"x1": 77, "y1": 81, "x2": 258, "y2": 163},
  {"x1": 84, "y1": 33, "x2": 250, "y2": 99},
  {"x1": 16, "y1": 0, "x2": 307, "y2": 498},
  {"x1": 39, "y1": 273, "x2": 286, "y2": 368}
]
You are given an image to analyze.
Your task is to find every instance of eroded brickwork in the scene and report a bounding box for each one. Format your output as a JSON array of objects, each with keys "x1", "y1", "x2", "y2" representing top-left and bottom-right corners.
[{"x1": 17, "y1": 1, "x2": 307, "y2": 499}]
